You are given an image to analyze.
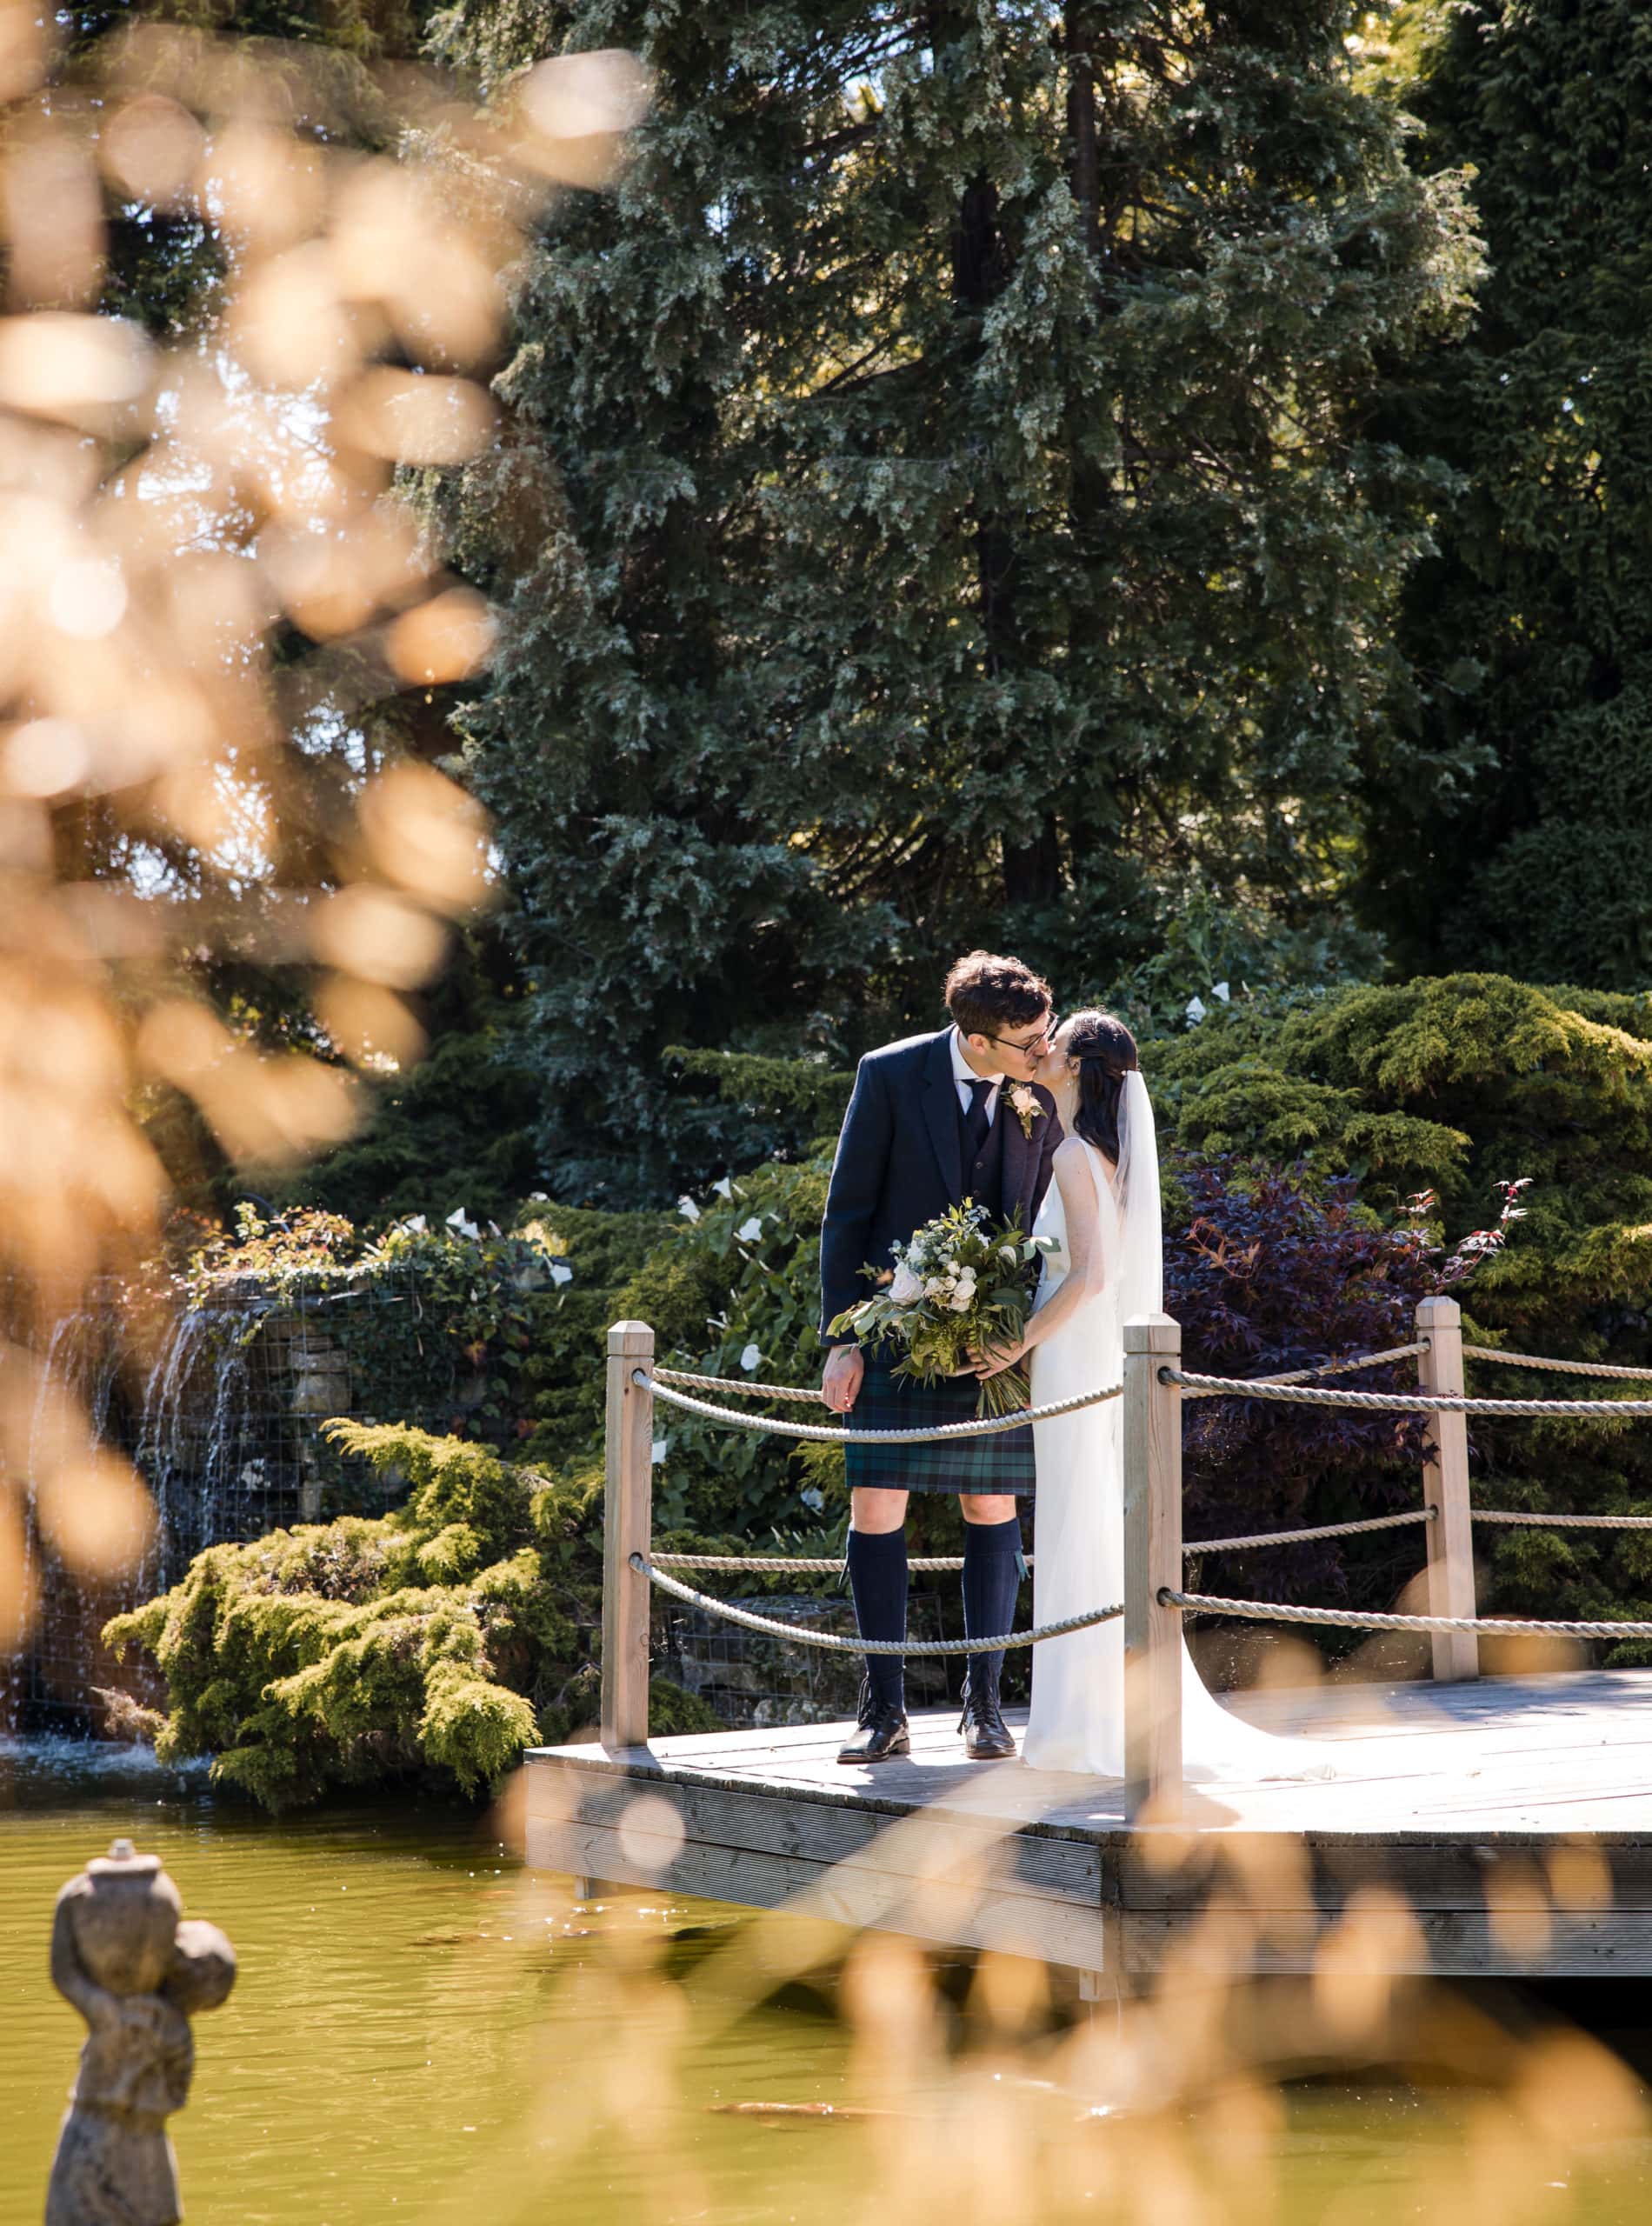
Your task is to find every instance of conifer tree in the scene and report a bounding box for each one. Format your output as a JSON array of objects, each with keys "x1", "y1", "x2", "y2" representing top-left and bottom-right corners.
[
  {"x1": 1364, "y1": 0, "x2": 1652, "y2": 984},
  {"x1": 436, "y1": 2, "x2": 1476, "y2": 1200}
]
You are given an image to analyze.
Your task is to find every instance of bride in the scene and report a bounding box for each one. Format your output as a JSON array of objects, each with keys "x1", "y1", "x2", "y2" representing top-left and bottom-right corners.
[{"x1": 975, "y1": 1010, "x2": 1333, "y2": 1783}]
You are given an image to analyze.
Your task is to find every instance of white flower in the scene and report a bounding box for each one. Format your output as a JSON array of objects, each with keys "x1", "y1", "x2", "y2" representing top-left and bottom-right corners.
[
  {"x1": 998, "y1": 1244, "x2": 1017, "y2": 1264},
  {"x1": 712, "y1": 1176, "x2": 735, "y2": 1199},
  {"x1": 1212, "y1": 980, "x2": 1230, "y2": 1003},
  {"x1": 736, "y1": 1216, "x2": 763, "y2": 1242},
  {"x1": 1185, "y1": 995, "x2": 1207, "y2": 1026},
  {"x1": 1010, "y1": 1084, "x2": 1036, "y2": 1111},
  {"x1": 528, "y1": 1192, "x2": 548, "y2": 1203},
  {"x1": 889, "y1": 1263, "x2": 924, "y2": 1304},
  {"x1": 394, "y1": 1215, "x2": 429, "y2": 1236},
  {"x1": 676, "y1": 1194, "x2": 702, "y2": 1222},
  {"x1": 445, "y1": 1206, "x2": 481, "y2": 1241},
  {"x1": 651, "y1": 1437, "x2": 669, "y2": 1466},
  {"x1": 549, "y1": 1262, "x2": 574, "y2": 1286},
  {"x1": 740, "y1": 1343, "x2": 762, "y2": 1372},
  {"x1": 948, "y1": 1286, "x2": 973, "y2": 1312}
]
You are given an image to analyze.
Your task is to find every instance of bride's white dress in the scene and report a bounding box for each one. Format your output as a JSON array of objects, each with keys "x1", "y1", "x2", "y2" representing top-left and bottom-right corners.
[{"x1": 1023, "y1": 1083, "x2": 1334, "y2": 1782}]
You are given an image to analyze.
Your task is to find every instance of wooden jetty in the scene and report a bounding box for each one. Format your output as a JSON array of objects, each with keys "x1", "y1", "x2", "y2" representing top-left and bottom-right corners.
[
  {"x1": 527, "y1": 1672, "x2": 1652, "y2": 1980},
  {"x1": 526, "y1": 1309, "x2": 1652, "y2": 1981}
]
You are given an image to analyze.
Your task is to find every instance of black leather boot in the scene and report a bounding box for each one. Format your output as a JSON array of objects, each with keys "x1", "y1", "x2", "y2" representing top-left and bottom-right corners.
[
  {"x1": 836, "y1": 1679, "x2": 910, "y2": 1764},
  {"x1": 958, "y1": 1673, "x2": 1016, "y2": 1761}
]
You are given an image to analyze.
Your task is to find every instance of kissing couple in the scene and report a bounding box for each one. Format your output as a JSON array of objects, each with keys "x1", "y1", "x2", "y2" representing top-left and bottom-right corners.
[{"x1": 819, "y1": 950, "x2": 1332, "y2": 1784}]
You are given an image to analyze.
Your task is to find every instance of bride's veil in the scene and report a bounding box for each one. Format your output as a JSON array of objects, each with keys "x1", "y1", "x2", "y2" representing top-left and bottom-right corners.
[{"x1": 1113, "y1": 1065, "x2": 1163, "y2": 1323}]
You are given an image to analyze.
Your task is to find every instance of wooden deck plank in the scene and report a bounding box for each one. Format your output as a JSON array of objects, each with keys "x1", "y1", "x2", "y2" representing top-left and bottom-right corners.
[
  {"x1": 528, "y1": 1816, "x2": 1112, "y2": 1966},
  {"x1": 529, "y1": 1768, "x2": 1103, "y2": 1903},
  {"x1": 525, "y1": 1668, "x2": 1652, "y2": 1976}
]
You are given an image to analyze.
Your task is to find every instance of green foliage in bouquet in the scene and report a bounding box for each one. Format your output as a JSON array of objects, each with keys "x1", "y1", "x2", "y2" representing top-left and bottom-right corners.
[
  {"x1": 829, "y1": 1202, "x2": 1053, "y2": 1418},
  {"x1": 104, "y1": 1420, "x2": 716, "y2": 1810}
]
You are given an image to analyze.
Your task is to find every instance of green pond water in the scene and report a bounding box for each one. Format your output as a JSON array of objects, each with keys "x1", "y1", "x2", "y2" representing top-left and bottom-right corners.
[{"x1": 5, "y1": 1738, "x2": 1652, "y2": 2226}]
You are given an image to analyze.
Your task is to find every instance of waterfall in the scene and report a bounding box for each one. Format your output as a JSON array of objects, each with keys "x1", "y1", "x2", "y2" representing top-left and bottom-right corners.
[{"x1": 11, "y1": 1288, "x2": 362, "y2": 1726}]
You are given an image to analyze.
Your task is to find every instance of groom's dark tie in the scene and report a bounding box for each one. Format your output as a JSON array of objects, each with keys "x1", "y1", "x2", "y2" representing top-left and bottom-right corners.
[{"x1": 965, "y1": 1077, "x2": 994, "y2": 1158}]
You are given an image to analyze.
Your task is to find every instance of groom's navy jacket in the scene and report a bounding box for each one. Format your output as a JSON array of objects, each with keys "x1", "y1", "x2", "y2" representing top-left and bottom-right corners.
[{"x1": 819, "y1": 1028, "x2": 1062, "y2": 1342}]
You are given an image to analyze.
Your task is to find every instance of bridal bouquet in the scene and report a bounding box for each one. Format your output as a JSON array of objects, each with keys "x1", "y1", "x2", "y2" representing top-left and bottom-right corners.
[{"x1": 829, "y1": 1202, "x2": 1054, "y2": 1417}]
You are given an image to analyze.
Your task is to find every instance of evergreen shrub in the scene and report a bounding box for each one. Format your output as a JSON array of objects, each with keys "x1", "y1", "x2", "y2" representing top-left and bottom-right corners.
[{"x1": 105, "y1": 1419, "x2": 716, "y2": 1810}]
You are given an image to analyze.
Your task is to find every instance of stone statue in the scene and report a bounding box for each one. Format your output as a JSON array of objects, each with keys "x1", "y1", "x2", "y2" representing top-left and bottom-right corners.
[{"x1": 45, "y1": 1839, "x2": 236, "y2": 2226}]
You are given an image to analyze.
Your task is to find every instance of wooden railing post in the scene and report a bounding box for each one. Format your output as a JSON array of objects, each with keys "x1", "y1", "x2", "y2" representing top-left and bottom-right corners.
[
  {"x1": 1416, "y1": 1295, "x2": 1478, "y2": 1682},
  {"x1": 1124, "y1": 1313, "x2": 1182, "y2": 1819},
  {"x1": 602, "y1": 1320, "x2": 655, "y2": 1749}
]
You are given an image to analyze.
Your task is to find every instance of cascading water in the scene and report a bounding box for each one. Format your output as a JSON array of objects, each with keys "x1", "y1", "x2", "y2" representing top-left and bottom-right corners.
[{"x1": 8, "y1": 1281, "x2": 433, "y2": 1727}]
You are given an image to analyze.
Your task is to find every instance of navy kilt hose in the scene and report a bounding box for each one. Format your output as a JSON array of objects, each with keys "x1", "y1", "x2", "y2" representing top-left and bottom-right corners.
[{"x1": 843, "y1": 1351, "x2": 1036, "y2": 1496}]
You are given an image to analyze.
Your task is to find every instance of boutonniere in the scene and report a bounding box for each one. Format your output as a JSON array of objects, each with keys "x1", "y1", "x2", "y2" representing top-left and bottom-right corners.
[{"x1": 1007, "y1": 1083, "x2": 1044, "y2": 1139}]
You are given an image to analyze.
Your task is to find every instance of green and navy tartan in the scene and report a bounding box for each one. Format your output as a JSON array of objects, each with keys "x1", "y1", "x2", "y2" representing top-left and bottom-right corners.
[{"x1": 844, "y1": 1352, "x2": 1036, "y2": 1496}]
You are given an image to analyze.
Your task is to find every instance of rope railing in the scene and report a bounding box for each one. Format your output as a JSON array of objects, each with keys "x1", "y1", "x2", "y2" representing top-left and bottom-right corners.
[
  {"x1": 654, "y1": 1366, "x2": 825, "y2": 1403},
  {"x1": 1470, "y1": 1509, "x2": 1652, "y2": 1529},
  {"x1": 640, "y1": 1370, "x2": 1122, "y2": 1443},
  {"x1": 1164, "y1": 1367, "x2": 1652, "y2": 1420},
  {"x1": 1462, "y1": 1344, "x2": 1652, "y2": 1383},
  {"x1": 649, "y1": 1344, "x2": 1429, "y2": 1409},
  {"x1": 635, "y1": 1554, "x2": 1122, "y2": 1653},
  {"x1": 599, "y1": 1309, "x2": 1652, "y2": 1807},
  {"x1": 1253, "y1": 1341, "x2": 1428, "y2": 1384},
  {"x1": 650, "y1": 1551, "x2": 980, "y2": 1574},
  {"x1": 1163, "y1": 1587, "x2": 1652, "y2": 1642},
  {"x1": 649, "y1": 1510, "x2": 1440, "y2": 1580}
]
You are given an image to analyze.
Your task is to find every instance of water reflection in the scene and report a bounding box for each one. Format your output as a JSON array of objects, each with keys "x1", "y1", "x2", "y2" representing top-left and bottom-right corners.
[{"x1": 4, "y1": 1743, "x2": 1652, "y2": 2226}]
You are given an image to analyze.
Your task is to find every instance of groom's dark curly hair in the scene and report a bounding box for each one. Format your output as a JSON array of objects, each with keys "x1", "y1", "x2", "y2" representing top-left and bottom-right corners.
[{"x1": 943, "y1": 950, "x2": 1052, "y2": 1039}]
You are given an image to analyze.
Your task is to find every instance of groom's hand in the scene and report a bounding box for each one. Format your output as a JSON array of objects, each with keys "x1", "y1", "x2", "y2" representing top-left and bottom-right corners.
[{"x1": 822, "y1": 1344, "x2": 863, "y2": 1414}]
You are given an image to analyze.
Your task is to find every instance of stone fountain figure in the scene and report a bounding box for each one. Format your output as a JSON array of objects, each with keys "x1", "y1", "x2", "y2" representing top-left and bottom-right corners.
[{"x1": 46, "y1": 1839, "x2": 236, "y2": 2226}]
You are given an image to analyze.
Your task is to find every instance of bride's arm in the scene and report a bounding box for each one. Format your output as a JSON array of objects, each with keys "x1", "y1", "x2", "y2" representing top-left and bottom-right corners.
[{"x1": 971, "y1": 1139, "x2": 1105, "y2": 1374}]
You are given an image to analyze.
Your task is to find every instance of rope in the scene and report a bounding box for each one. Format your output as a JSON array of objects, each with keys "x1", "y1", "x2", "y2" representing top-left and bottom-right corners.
[
  {"x1": 1163, "y1": 1588, "x2": 1652, "y2": 1640},
  {"x1": 635, "y1": 1555, "x2": 1122, "y2": 1653},
  {"x1": 653, "y1": 1366, "x2": 825, "y2": 1404},
  {"x1": 1463, "y1": 1345, "x2": 1652, "y2": 1384},
  {"x1": 1164, "y1": 1368, "x2": 1652, "y2": 1419},
  {"x1": 649, "y1": 1553, "x2": 985, "y2": 1573},
  {"x1": 651, "y1": 1348, "x2": 1428, "y2": 1408},
  {"x1": 638, "y1": 1370, "x2": 1122, "y2": 1443},
  {"x1": 1473, "y1": 1509, "x2": 1652, "y2": 1530},
  {"x1": 1183, "y1": 1508, "x2": 1435, "y2": 1553},
  {"x1": 649, "y1": 1509, "x2": 1436, "y2": 1575},
  {"x1": 1254, "y1": 1343, "x2": 1429, "y2": 1385}
]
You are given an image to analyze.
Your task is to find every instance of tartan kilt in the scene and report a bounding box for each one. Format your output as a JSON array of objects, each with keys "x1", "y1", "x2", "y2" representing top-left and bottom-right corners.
[{"x1": 844, "y1": 1351, "x2": 1036, "y2": 1496}]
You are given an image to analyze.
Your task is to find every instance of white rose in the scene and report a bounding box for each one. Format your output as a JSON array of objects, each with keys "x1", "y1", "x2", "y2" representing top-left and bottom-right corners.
[
  {"x1": 949, "y1": 1286, "x2": 973, "y2": 1311},
  {"x1": 923, "y1": 1276, "x2": 950, "y2": 1301},
  {"x1": 889, "y1": 1263, "x2": 923, "y2": 1304}
]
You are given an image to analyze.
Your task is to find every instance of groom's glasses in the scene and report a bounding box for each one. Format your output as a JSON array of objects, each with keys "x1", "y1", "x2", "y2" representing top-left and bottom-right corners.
[{"x1": 984, "y1": 1016, "x2": 1056, "y2": 1056}]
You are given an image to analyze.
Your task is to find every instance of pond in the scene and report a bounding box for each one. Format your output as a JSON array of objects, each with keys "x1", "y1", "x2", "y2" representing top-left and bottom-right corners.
[{"x1": 5, "y1": 1738, "x2": 1652, "y2": 2226}]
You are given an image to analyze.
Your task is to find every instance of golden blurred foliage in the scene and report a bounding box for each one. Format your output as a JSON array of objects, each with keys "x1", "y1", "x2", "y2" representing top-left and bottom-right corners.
[{"x1": 0, "y1": 5, "x2": 649, "y2": 1634}]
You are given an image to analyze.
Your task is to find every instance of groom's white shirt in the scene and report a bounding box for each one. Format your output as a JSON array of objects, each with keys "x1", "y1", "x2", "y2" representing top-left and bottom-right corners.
[{"x1": 949, "y1": 1026, "x2": 1003, "y2": 1123}]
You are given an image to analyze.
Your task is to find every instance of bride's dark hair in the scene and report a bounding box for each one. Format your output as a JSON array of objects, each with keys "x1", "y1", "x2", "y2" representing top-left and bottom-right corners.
[{"x1": 1064, "y1": 1010, "x2": 1139, "y2": 1162}]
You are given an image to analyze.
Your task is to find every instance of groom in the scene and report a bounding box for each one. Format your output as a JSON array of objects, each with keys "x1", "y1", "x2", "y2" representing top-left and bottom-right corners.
[{"x1": 820, "y1": 951, "x2": 1062, "y2": 1763}]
